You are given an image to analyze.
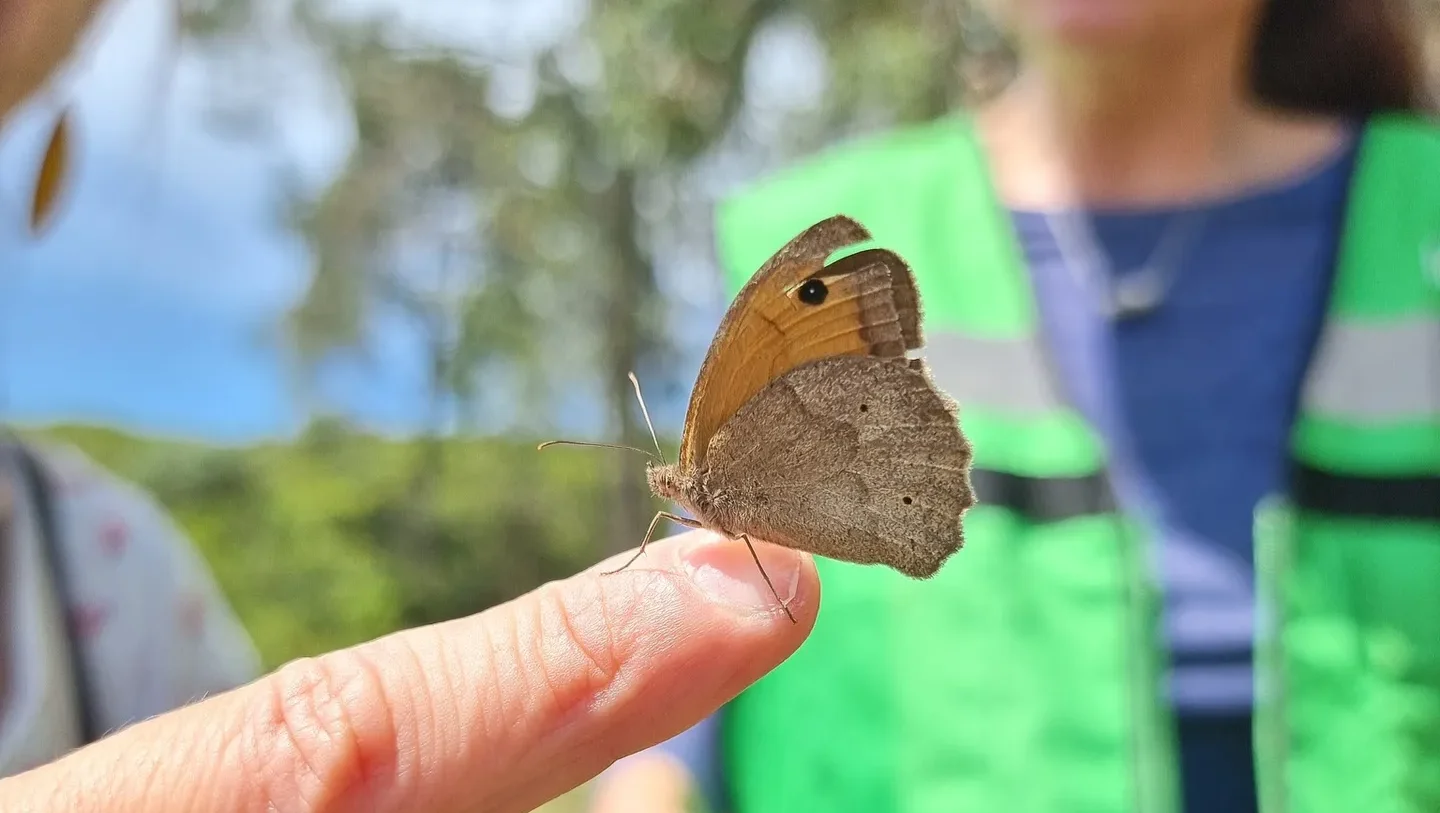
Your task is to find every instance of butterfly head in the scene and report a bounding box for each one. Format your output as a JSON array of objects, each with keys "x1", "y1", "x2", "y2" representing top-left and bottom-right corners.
[
  {"x1": 646, "y1": 461, "x2": 709, "y2": 516},
  {"x1": 646, "y1": 461, "x2": 685, "y2": 501}
]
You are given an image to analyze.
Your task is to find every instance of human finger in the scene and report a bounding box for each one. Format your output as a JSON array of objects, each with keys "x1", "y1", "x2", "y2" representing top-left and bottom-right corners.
[{"x1": 0, "y1": 529, "x2": 819, "y2": 813}]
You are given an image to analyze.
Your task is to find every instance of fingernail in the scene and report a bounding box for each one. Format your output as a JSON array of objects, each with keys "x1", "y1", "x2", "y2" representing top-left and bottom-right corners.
[{"x1": 681, "y1": 533, "x2": 802, "y2": 615}]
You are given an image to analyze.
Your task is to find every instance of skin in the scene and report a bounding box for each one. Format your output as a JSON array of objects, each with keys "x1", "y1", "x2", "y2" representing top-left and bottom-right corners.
[
  {"x1": 0, "y1": 0, "x2": 109, "y2": 123},
  {"x1": 590, "y1": 0, "x2": 1347, "y2": 809},
  {"x1": 978, "y1": 0, "x2": 1345, "y2": 210},
  {"x1": 0, "y1": 1, "x2": 1350, "y2": 810},
  {"x1": 0, "y1": 1, "x2": 824, "y2": 808},
  {"x1": 0, "y1": 531, "x2": 819, "y2": 812}
]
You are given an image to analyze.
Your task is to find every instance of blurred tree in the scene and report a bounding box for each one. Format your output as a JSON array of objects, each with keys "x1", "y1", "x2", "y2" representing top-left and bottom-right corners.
[
  {"x1": 167, "y1": 0, "x2": 1439, "y2": 618},
  {"x1": 38, "y1": 420, "x2": 612, "y2": 664},
  {"x1": 175, "y1": 0, "x2": 1013, "y2": 558}
]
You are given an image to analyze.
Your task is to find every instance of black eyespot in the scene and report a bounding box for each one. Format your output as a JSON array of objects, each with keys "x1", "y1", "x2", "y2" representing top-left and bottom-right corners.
[
  {"x1": 797, "y1": 278, "x2": 828, "y2": 305},
  {"x1": 859, "y1": 404, "x2": 869, "y2": 413},
  {"x1": 902, "y1": 496, "x2": 913, "y2": 505}
]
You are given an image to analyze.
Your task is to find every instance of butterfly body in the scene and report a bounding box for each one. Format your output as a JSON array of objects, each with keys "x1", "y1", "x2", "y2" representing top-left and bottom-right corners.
[
  {"x1": 651, "y1": 349, "x2": 971, "y2": 578},
  {"x1": 546, "y1": 214, "x2": 974, "y2": 614}
]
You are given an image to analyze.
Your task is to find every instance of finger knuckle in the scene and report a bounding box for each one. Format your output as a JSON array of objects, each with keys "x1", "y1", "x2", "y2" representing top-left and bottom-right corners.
[
  {"x1": 551, "y1": 582, "x2": 624, "y2": 688},
  {"x1": 236, "y1": 652, "x2": 398, "y2": 813},
  {"x1": 522, "y1": 580, "x2": 631, "y2": 721}
]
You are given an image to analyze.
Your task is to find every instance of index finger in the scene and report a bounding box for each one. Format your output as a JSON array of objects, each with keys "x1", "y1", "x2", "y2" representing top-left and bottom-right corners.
[{"x1": 1, "y1": 529, "x2": 819, "y2": 813}]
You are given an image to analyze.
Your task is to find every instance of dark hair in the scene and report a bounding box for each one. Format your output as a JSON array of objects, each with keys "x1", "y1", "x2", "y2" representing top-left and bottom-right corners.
[
  {"x1": 1251, "y1": 0, "x2": 1433, "y2": 117},
  {"x1": 962, "y1": 1, "x2": 1436, "y2": 115}
]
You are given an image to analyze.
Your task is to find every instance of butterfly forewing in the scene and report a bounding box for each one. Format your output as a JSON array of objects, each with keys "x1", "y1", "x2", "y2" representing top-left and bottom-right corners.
[{"x1": 678, "y1": 215, "x2": 924, "y2": 469}]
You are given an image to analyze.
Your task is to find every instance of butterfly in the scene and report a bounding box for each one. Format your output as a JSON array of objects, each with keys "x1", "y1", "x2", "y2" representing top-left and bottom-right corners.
[{"x1": 543, "y1": 215, "x2": 975, "y2": 621}]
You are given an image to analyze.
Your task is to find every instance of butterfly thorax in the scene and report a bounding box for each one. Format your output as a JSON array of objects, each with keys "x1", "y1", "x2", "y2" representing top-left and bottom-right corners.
[{"x1": 646, "y1": 463, "x2": 720, "y2": 529}]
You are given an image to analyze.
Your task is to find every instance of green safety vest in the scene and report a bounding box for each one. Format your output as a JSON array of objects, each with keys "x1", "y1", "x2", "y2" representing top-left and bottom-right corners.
[{"x1": 711, "y1": 113, "x2": 1440, "y2": 813}]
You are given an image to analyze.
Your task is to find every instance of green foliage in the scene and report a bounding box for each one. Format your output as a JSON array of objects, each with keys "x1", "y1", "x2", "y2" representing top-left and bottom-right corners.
[
  {"x1": 35, "y1": 421, "x2": 621, "y2": 669},
  {"x1": 177, "y1": 0, "x2": 1000, "y2": 560}
]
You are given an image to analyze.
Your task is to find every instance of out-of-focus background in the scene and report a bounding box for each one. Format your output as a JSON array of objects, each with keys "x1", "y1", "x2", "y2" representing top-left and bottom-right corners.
[
  {"x1": 0, "y1": 0, "x2": 1016, "y2": 808},
  {"x1": 2, "y1": 0, "x2": 1439, "y2": 810},
  {"x1": 3, "y1": 0, "x2": 1000, "y2": 653}
]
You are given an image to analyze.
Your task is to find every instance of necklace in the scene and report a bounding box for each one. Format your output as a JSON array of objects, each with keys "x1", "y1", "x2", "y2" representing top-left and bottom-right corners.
[{"x1": 1046, "y1": 207, "x2": 1207, "y2": 321}]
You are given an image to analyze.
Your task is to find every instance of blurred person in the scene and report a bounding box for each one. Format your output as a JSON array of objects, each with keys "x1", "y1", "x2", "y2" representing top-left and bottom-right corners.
[
  {"x1": 592, "y1": 1, "x2": 1440, "y2": 813},
  {"x1": 0, "y1": 436, "x2": 262, "y2": 776}
]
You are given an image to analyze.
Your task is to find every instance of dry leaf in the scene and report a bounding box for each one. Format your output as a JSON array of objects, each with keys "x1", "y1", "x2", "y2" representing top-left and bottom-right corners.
[{"x1": 30, "y1": 108, "x2": 72, "y2": 235}]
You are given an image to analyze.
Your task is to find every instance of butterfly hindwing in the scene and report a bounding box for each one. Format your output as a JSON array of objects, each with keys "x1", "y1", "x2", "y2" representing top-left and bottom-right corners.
[{"x1": 699, "y1": 354, "x2": 973, "y2": 577}]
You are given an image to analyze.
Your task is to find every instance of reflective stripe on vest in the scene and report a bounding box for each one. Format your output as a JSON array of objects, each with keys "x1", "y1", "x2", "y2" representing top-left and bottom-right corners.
[
  {"x1": 926, "y1": 330, "x2": 1115, "y2": 521},
  {"x1": 1292, "y1": 297, "x2": 1440, "y2": 523}
]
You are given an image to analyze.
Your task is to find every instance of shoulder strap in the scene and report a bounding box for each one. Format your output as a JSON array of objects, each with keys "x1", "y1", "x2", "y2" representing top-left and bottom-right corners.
[{"x1": 8, "y1": 441, "x2": 100, "y2": 745}]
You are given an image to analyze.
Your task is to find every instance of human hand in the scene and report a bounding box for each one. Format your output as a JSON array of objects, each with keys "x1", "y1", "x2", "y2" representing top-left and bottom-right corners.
[{"x1": 0, "y1": 529, "x2": 818, "y2": 813}]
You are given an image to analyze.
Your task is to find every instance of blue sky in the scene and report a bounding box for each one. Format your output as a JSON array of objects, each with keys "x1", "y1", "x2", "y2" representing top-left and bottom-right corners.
[
  {"x1": 0, "y1": 0, "x2": 829, "y2": 445},
  {"x1": 0, "y1": 0, "x2": 629, "y2": 444},
  {"x1": 1, "y1": 0, "x2": 326, "y2": 442}
]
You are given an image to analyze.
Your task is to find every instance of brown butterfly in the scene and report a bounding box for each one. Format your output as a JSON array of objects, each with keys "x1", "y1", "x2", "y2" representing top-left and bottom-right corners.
[{"x1": 542, "y1": 214, "x2": 975, "y2": 621}]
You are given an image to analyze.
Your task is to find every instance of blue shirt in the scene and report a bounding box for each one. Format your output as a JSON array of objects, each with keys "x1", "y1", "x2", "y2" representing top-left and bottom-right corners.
[
  {"x1": 634, "y1": 128, "x2": 1359, "y2": 810},
  {"x1": 1014, "y1": 131, "x2": 1357, "y2": 713}
]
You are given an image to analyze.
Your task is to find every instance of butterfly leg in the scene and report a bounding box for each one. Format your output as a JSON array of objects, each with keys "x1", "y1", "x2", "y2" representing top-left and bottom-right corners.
[
  {"x1": 601, "y1": 511, "x2": 701, "y2": 576},
  {"x1": 733, "y1": 533, "x2": 797, "y2": 625}
]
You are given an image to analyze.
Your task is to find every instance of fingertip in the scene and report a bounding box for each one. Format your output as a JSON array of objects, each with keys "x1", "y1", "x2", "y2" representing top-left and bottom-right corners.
[
  {"x1": 585, "y1": 528, "x2": 821, "y2": 631},
  {"x1": 677, "y1": 532, "x2": 818, "y2": 629}
]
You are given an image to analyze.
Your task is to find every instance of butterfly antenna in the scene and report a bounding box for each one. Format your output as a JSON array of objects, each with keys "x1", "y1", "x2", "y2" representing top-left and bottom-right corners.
[
  {"x1": 536, "y1": 440, "x2": 659, "y2": 463},
  {"x1": 627, "y1": 372, "x2": 666, "y2": 465}
]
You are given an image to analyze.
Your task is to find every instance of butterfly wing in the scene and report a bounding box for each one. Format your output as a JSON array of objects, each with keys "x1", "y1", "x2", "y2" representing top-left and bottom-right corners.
[
  {"x1": 679, "y1": 215, "x2": 922, "y2": 470},
  {"x1": 700, "y1": 355, "x2": 974, "y2": 578}
]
